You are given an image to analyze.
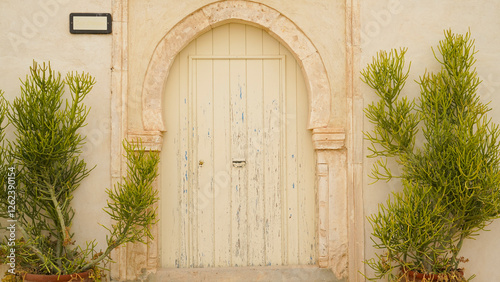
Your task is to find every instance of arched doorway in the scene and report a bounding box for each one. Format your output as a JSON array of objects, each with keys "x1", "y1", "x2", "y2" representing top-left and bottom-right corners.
[
  {"x1": 161, "y1": 22, "x2": 316, "y2": 268},
  {"x1": 117, "y1": 1, "x2": 353, "y2": 281}
]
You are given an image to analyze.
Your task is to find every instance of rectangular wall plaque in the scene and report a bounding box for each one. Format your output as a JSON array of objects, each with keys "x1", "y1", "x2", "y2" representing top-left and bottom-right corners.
[{"x1": 70, "y1": 13, "x2": 112, "y2": 34}]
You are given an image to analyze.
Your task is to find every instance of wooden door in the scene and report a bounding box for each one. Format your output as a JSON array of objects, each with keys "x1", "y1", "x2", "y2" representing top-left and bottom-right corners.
[{"x1": 161, "y1": 23, "x2": 316, "y2": 268}]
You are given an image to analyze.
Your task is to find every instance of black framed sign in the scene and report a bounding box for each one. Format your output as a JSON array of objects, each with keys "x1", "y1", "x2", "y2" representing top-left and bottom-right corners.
[{"x1": 69, "y1": 13, "x2": 112, "y2": 34}]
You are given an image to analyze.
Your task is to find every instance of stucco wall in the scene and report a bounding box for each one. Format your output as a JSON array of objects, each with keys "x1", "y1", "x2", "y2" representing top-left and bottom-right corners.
[
  {"x1": 0, "y1": 0, "x2": 112, "y2": 251},
  {"x1": 360, "y1": 1, "x2": 500, "y2": 280},
  {"x1": 2, "y1": 0, "x2": 500, "y2": 280},
  {"x1": 127, "y1": 0, "x2": 346, "y2": 131}
]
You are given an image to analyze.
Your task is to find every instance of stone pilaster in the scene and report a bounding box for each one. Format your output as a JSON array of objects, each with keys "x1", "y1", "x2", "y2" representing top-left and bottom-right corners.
[{"x1": 313, "y1": 128, "x2": 348, "y2": 278}]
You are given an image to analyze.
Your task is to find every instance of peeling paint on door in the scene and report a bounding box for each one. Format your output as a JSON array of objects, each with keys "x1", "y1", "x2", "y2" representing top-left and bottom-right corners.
[{"x1": 161, "y1": 23, "x2": 315, "y2": 268}]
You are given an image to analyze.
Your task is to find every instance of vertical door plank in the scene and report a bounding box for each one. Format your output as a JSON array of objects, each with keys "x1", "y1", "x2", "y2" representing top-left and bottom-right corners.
[
  {"x1": 282, "y1": 45, "x2": 299, "y2": 265},
  {"x1": 262, "y1": 31, "x2": 282, "y2": 265},
  {"x1": 179, "y1": 40, "x2": 197, "y2": 268},
  {"x1": 161, "y1": 55, "x2": 181, "y2": 267},
  {"x1": 229, "y1": 23, "x2": 248, "y2": 266},
  {"x1": 245, "y1": 25, "x2": 262, "y2": 56},
  {"x1": 194, "y1": 59, "x2": 214, "y2": 267},
  {"x1": 229, "y1": 23, "x2": 246, "y2": 56},
  {"x1": 296, "y1": 63, "x2": 316, "y2": 265},
  {"x1": 194, "y1": 30, "x2": 214, "y2": 267},
  {"x1": 245, "y1": 25, "x2": 265, "y2": 266},
  {"x1": 212, "y1": 24, "x2": 232, "y2": 267}
]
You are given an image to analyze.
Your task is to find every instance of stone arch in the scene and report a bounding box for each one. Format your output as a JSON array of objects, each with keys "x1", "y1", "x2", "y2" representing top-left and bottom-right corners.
[
  {"x1": 135, "y1": 1, "x2": 350, "y2": 280},
  {"x1": 141, "y1": 0, "x2": 331, "y2": 131}
]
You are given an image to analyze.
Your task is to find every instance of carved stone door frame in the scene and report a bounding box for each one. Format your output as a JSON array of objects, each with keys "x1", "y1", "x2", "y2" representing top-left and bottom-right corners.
[{"x1": 110, "y1": 1, "x2": 364, "y2": 281}]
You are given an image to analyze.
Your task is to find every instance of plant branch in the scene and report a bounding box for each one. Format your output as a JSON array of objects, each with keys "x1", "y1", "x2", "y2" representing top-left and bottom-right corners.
[
  {"x1": 18, "y1": 224, "x2": 58, "y2": 273},
  {"x1": 47, "y1": 181, "x2": 67, "y2": 270}
]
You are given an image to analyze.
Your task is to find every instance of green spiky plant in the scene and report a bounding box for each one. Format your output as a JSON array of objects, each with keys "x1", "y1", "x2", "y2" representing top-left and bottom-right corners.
[
  {"x1": 0, "y1": 62, "x2": 159, "y2": 280},
  {"x1": 362, "y1": 30, "x2": 500, "y2": 281}
]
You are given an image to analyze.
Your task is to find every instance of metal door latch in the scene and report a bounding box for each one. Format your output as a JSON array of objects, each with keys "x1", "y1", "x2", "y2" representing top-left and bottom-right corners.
[{"x1": 232, "y1": 159, "x2": 246, "y2": 167}]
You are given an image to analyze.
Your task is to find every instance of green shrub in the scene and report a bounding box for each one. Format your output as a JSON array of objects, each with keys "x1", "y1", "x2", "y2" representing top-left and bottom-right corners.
[
  {"x1": 0, "y1": 62, "x2": 159, "y2": 279},
  {"x1": 363, "y1": 30, "x2": 500, "y2": 281}
]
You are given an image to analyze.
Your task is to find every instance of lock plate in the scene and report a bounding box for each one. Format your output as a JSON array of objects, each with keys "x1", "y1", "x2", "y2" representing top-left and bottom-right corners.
[{"x1": 232, "y1": 159, "x2": 246, "y2": 167}]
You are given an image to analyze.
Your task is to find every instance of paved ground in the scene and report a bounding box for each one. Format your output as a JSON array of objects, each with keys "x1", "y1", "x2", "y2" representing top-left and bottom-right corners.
[
  {"x1": 144, "y1": 266, "x2": 346, "y2": 282},
  {"x1": 0, "y1": 264, "x2": 346, "y2": 281}
]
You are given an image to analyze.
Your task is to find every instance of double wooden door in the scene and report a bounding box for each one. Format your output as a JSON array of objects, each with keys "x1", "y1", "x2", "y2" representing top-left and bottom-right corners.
[{"x1": 161, "y1": 23, "x2": 316, "y2": 268}]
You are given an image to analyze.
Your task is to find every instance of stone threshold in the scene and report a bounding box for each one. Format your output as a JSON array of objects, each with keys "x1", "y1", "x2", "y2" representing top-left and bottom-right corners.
[{"x1": 135, "y1": 265, "x2": 344, "y2": 282}]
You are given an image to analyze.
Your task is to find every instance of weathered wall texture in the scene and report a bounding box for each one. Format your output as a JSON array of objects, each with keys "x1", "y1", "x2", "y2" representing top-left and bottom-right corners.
[
  {"x1": 361, "y1": 1, "x2": 500, "y2": 281},
  {"x1": 0, "y1": 0, "x2": 113, "y2": 251}
]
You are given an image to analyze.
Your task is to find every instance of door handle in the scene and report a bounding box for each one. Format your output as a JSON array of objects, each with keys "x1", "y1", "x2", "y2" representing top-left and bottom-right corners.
[{"x1": 232, "y1": 159, "x2": 246, "y2": 167}]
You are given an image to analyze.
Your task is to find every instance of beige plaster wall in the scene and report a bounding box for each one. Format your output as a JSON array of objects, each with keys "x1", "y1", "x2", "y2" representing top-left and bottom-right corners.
[
  {"x1": 0, "y1": 0, "x2": 113, "y2": 251},
  {"x1": 127, "y1": 0, "x2": 347, "y2": 131},
  {"x1": 5, "y1": 0, "x2": 499, "y2": 280},
  {"x1": 360, "y1": 0, "x2": 500, "y2": 280}
]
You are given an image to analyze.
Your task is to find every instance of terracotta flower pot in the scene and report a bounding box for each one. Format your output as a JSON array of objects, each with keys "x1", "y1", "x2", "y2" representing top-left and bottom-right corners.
[
  {"x1": 22, "y1": 271, "x2": 92, "y2": 282},
  {"x1": 402, "y1": 268, "x2": 464, "y2": 282}
]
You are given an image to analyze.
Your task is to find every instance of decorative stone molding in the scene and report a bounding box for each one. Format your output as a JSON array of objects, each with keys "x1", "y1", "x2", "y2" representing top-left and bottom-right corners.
[
  {"x1": 312, "y1": 127, "x2": 346, "y2": 150},
  {"x1": 345, "y1": 0, "x2": 364, "y2": 280},
  {"x1": 141, "y1": 0, "x2": 331, "y2": 131},
  {"x1": 110, "y1": 0, "x2": 130, "y2": 280},
  {"x1": 127, "y1": 130, "x2": 163, "y2": 151},
  {"x1": 317, "y1": 162, "x2": 330, "y2": 268},
  {"x1": 118, "y1": 1, "x2": 362, "y2": 281},
  {"x1": 313, "y1": 128, "x2": 348, "y2": 278}
]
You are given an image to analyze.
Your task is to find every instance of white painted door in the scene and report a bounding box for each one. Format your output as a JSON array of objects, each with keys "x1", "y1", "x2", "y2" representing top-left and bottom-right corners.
[{"x1": 161, "y1": 23, "x2": 316, "y2": 268}]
